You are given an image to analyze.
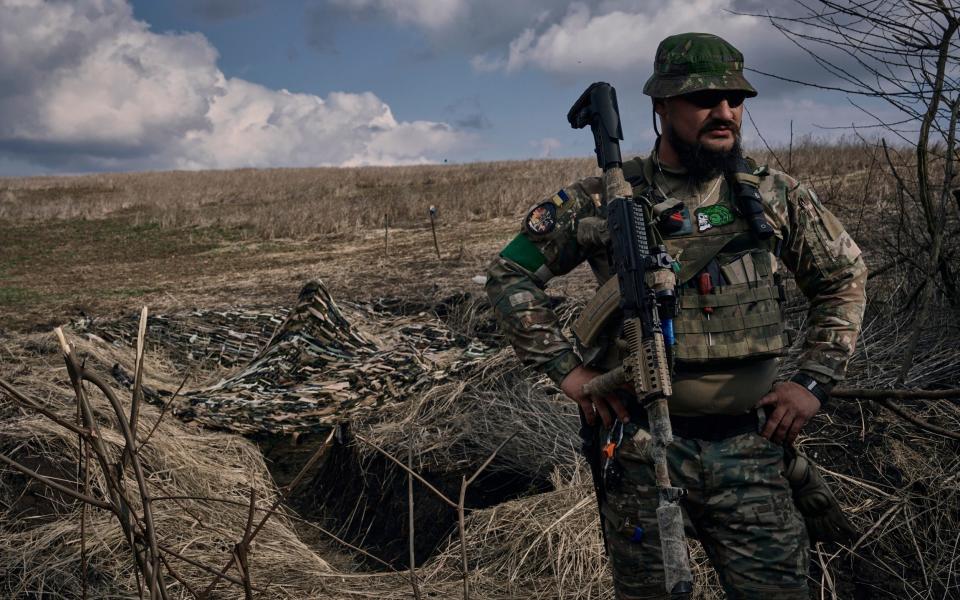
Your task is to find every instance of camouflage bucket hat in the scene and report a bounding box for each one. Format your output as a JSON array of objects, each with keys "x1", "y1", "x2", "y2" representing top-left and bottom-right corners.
[{"x1": 643, "y1": 32, "x2": 757, "y2": 98}]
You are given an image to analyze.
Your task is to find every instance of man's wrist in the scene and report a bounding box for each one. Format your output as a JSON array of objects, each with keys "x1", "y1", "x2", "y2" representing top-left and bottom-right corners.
[
  {"x1": 790, "y1": 372, "x2": 831, "y2": 406},
  {"x1": 544, "y1": 352, "x2": 582, "y2": 386}
]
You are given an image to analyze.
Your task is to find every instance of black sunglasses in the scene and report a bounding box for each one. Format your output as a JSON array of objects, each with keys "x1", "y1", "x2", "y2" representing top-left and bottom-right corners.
[{"x1": 683, "y1": 90, "x2": 747, "y2": 109}]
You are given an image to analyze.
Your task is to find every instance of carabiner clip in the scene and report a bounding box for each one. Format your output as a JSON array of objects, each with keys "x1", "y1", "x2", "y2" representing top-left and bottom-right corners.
[{"x1": 601, "y1": 420, "x2": 625, "y2": 461}]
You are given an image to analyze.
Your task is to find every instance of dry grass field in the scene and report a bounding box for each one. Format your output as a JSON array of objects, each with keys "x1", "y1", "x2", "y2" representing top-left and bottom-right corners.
[
  {"x1": 0, "y1": 158, "x2": 601, "y2": 332},
  {"x1": 0, "y1": 141, "x2": 884, "y2": 332},
  {"x1": 0, "y1": 141, "x2": 958, "y2": 599}
]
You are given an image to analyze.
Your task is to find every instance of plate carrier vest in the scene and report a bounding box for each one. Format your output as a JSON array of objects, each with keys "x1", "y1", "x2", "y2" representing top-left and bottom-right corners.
[{"x1": 580, "y1": 156, "x2": 789, "y2": 369}]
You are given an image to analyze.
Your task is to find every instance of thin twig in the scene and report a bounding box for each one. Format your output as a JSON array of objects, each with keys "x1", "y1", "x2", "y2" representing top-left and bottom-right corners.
[
  {"x1": 158, "y1": 543, "x2": 262, "y2": 592},
  {"x1": 459, "y1": 430, "x2": 518, "y2": 600},
  {"x1": 131, "y1": 306, "x2": 147, "y2": 449},
  {"x1": 149, "y1": 494, "x2": 394, "y2": 569},
  {"x1": 355, "y1": 434, "x2": 458, "y2": 509},
  {"x1": 408, "y1": 433, "x2": 422, "y2": 600},
  {"x1": 0, "y1": 377, "x2": 92, "y2": 437},
  {"x1": 159, "y1": 554, "x2": 201, "y2": 599},
  {"x1": 235, "y1": 488, "x2": 257, "y2": 600},
  {"x1": 879, "y1": 398, "x2": 960, "y2": 440},
  {"x1": 744, "y1": 105, "x2": 787, "y2": 172},
  {"x1": 0, "y1": 451, "x2": 113, "y2": 510},
  {"x1": 832, "y1": 387, "x2": 960, "y2": 400},
  {"x1": 138, "y1": 368, "x2": 192, "y2": 453},
  {"x1": 201, "y1": 429, "x2": 337, "y2": 597}
]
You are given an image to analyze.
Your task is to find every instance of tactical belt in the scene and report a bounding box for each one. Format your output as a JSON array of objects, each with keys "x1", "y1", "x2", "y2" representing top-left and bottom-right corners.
[{"x1": 622, "y1": 395, "x2": 760, "y2": 441}]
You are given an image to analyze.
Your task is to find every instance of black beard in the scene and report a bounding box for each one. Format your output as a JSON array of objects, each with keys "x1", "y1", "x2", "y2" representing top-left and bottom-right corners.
[{"x1": 664, "y1": 124, "x2": 743, "y2": 183}]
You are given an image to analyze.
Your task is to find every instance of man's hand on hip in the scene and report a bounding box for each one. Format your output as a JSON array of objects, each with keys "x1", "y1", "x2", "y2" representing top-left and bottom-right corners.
[
  {"x1": 561, "y1": 365, "x2": 630, "y2": 428},
  {"x1": 757, "y1": 381, "x2": 821, "y2": 444}
]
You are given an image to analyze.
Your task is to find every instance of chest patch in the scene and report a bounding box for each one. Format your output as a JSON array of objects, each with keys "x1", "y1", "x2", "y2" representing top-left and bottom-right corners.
[
  {"x1": 526, "y1": 202, "x2": 558, "y2": 235},
  {"x1": 660, "y1": 206, "x2": 693, "y2": 236},
  {"x1": 696, "y1": 205, "x2": 735, "y2": 231}
]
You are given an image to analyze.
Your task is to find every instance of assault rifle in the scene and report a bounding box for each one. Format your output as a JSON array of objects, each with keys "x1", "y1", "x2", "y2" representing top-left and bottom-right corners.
[{"x1": 567, "y1": 82, "x2": 693, "y2": 597}]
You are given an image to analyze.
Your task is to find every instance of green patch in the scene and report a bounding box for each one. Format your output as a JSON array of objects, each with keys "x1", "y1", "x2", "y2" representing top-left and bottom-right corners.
[
  {"x1": 500, "y1": 234, "x2": 546, "y2": 273},
  {"x1": 697, "y1": 204, "x2": 735, "y2": 227}
]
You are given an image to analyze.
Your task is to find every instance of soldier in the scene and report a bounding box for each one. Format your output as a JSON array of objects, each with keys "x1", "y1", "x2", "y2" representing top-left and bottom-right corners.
[{"x1": 485, "y1": 33, "x2": 867, "y2": 599}]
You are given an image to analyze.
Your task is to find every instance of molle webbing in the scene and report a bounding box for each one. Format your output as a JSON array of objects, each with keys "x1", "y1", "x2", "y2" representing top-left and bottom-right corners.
[
  {"x1": 576, "y1": 154, "x2": 787, "y2": 365},
  {"x1": 673, "y1": 260, "x2": 787, "y2": 362},
  {"x1": 673, "y1": 308, "x2": 782, "y2": 334},
  {"x1": 678, "y1": 284, "x2": 778, "y2": 309},
  {"x1": 672, "y1": 333, "x2": 786, "y2": 361}
]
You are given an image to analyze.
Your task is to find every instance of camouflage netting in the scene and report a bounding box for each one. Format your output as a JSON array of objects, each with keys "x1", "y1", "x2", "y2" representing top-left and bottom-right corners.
[
  {"x1": 1, "y1": 279, "x2": 958, "y2": 598},
  {"x1": 81, "y1": 280, "x2": 498, "y2": 434}
]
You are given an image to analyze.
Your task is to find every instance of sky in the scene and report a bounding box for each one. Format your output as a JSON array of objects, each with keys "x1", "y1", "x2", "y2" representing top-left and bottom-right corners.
[{"x1": 0, "y1": 0, "x2": 901, "y2": 176}]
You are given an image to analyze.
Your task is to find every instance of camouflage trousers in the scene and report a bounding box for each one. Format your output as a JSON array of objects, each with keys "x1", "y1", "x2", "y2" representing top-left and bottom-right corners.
[{"x1": 599, "y1": 423, "x2": 809, "y2": 599}]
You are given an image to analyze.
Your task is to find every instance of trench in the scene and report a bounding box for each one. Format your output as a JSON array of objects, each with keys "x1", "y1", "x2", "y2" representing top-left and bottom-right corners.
[
  {"x1": 257, "y1": 426, "x2": 553, "y2": 568},
  {"x1": 252, "y1": 292, "x2": 567, "y2": 568}
]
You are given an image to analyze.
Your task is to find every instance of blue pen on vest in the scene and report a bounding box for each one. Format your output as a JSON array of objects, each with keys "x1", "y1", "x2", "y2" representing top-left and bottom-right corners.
[{"x1": 661, "y1": 317, "x2": 675, "y2": 346}]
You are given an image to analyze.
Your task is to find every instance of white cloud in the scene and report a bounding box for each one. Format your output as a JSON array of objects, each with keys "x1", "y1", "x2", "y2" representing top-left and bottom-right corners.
[
  {"x1": 0, "y1": 0, "x2": 467, "y2": 171},
  {"x1": 492, "y1": 0, "x2": 762, "y2": 74},
  {"x1": 323, "y1": 0, "x2": 768, "y2": 74},
  {"x1": 179, "y1": 80, "x2": 465, "y2": 169}
]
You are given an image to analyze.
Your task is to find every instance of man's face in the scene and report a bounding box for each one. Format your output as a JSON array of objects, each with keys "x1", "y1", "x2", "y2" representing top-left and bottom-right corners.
[
  {"x1": 658, "y1": 90, "x2": 745, "y2": 153},
  {"x1": 655, "y1": 90, "x2": 746, "y2": 180}
]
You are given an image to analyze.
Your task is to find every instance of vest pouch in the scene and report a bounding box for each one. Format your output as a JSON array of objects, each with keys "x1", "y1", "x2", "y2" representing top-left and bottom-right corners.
[
  {"x1": 720, "y1": 252, "x2": 752, "y2": 284},
  {"x1": 674, "y1": 248, "x2": 788, "y2": 363}
]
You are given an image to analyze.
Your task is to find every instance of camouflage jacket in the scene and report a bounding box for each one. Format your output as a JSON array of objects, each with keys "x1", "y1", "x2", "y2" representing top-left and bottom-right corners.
[{"x1": 485, "y1": 153, "x2": 867, "y2": 390}]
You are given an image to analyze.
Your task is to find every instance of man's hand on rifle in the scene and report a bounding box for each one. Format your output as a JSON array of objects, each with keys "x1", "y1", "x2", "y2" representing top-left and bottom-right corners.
[
  {"x1": 756, "y1": 381, "x2": 821, "y2": 444},
  {"x1": 561, "y1": 365, "x2": 631, "y2": 428}
]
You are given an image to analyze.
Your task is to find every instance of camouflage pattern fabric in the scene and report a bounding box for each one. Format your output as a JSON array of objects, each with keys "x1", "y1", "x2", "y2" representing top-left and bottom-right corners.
[
  {"x1": 755, "y1": 167, "x2": 869, "y2": 387},
  {"x1": 601, "y1": 424, "x2": 809, "y2": 599},
  {"x1": 487, "y1": 28, "x2": 865, "y2": 599},
  {"x1": 485, "y1": 176, "x2": 607, "y2": 384},
  {"x1": 485, "y1": 153, "x2": 867, "y2": 389},
  {"x1": 643, "y1": 33, "x2": 758, "y2": 99},
  {"x1": 98, "y1": 281, "x2": 499, "y2": 434},
  {"x1": 485, "y1": 153, "x2": 866, "y2": 595}
]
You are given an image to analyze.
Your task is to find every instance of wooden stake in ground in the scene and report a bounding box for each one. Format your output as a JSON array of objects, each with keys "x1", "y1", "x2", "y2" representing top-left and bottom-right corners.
[{"x1": 429, "y1": 205, "x2": 441, "y2": 259}]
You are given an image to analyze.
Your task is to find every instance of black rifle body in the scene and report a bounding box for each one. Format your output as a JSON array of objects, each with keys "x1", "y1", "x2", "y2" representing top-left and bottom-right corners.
[{"x1": 569, "y1": 81, "x2": 693, "y2": 597}]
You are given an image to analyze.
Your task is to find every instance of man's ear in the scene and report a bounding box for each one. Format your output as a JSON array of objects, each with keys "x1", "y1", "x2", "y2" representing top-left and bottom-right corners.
[
  {"x1": 653, "y1": 98, "x2": 668, "y2": 136},
  {"x1": 653, "y1": 98, "x2": 667, "y2": 118}
]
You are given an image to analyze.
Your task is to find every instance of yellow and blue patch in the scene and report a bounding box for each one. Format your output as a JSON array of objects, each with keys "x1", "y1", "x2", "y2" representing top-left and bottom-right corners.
[
  {"x1": 549, "y1": 189, "x2": 571, "y2": 206},
  {"x1": 525, "y1": 189, "x2": 571, "y2": 236}
]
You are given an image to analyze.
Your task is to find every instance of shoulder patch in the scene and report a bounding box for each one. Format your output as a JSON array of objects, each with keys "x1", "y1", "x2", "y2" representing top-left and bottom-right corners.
[
  {"x1": 526, "y1": 201, "x2": 558, "y2": 236},
  {"x1": 545, "y1": 189, "x2": 571, "y2": 207},
  {"x1": 500, "y1": 233, "x2": 546, "y2": 273}
]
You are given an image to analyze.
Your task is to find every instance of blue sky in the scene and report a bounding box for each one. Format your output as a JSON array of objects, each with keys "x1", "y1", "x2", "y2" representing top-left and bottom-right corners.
[{"x1": 0, "y1": 0, "x2": 899, "y2": 175}]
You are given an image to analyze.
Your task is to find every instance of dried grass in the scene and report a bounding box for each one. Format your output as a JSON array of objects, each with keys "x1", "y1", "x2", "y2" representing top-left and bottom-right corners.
[
  {"x1": 0, "y1": 373, "x2": 333, "y2": 598},
  {"x1": 0, "y1": 159, "x2": 599, "y2": 239},
  {"x1": 1, "y1": 140, "x2": 959, "y2": 598}
]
